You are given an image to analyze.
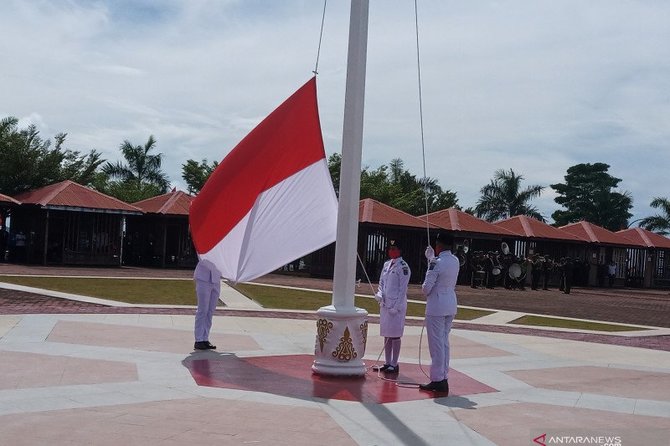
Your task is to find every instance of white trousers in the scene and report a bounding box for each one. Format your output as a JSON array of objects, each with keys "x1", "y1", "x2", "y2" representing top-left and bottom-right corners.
[
  {"x1": 425, "y1": 314, "x2": 454, "y2": 381},
  {"x1": 194, "y1": 280, "x2": 220, "y2": 342}
]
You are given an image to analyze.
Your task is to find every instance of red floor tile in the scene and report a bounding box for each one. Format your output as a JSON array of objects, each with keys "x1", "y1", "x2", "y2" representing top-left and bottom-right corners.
[{"x1": 184, "y1": 354, "x2": 497, "y2": 403}]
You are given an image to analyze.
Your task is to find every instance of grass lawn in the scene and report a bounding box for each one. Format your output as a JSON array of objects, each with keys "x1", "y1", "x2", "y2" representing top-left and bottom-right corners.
[
  {"x1": 0, "y1": 276, "x2": 197, "y2": 306},
  {"x1": 3, "y1": 276, "x2": 645, "y2": 331},
  {"x1": 0, "y1": 275, "x2": 492, "y2": 320},
  {"x1": 508, "y1": 315, "x2": 647, "y2": 332},
  {"x1": 234, "y1": 283, "x2": 493, "y2": 320}
]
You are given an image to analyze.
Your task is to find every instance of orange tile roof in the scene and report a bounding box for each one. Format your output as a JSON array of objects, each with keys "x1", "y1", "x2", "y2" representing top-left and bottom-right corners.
[
  {"x1": 359, "y1": 198, "x2": 439, "y2": 229},
  {"x1": 0, "y1": 193, "x2": 20, "y2": 205},
  {"x1": 133, "y1": 190, "x2": 194, "y2": 216},
  {"x1": 494, "y1": 215, "x2": 585, "y2": 242},
  {"x1": 559, "y1": 221, "x2": 638, "y2": 247},
  {"x1": 14, "y1": 180, "x2": 141, "y2": 214},
  {"x1": 617, "y1": 227, "x2": 670, "y2": 249},
  {"x1": 421, "y1": 208, "x2": 521, "y2": 237}
]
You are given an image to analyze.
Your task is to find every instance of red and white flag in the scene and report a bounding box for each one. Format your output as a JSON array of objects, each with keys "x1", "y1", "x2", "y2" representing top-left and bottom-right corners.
[{"x1": 189, "y1": 77, "x2": 338, "y2": 283}]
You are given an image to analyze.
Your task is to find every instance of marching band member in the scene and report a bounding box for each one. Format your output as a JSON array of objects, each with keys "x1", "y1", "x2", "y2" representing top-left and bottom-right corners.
[
  {"x1": 530, "y1": 254, "x2": 543, "y2": 290},
  {"x1": 542, "y1": 256, "x2": 553, "y2": 290},
  {"x1": 372, "y1": 240, "x2": 411, "y2": 374},
  {"x1": 485, "y1": 252, "x2": 496, "y2": 289}
]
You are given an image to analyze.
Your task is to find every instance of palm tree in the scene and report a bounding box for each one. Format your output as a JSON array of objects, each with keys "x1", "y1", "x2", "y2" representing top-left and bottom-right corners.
[
  {"x1": 639, "y1": 197, "x2": 670, "y2": 235},
  {"x1": 474, "y1": 168, "x2": 545, "y2": 222},
  {"x1": 102, "y1": 135, "x2": 170, "y2": 202}
]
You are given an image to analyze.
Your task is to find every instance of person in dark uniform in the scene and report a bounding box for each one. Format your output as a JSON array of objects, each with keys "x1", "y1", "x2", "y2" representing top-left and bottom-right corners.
[
  {"x1": 484, "y1": 252, "x2": 496, "y2": 289},
  {"x1": 542, "y1": 256, "x2": 553, "y2": 290},
  {"x1": 501, "y1": 253, "x2": 514, "y2": 289},
  {"x1": 530, "y1": 255, "x2": 542, "y2": 290},
  {"x1": 561, "y1": 257, "x2": 574, "y2": 294},
  {"x1": 0, "y1": 225, "x2": 8, "y2": 262},
  {"x1": 597, "y1": 261, "x2": 606, "y2": 287}
]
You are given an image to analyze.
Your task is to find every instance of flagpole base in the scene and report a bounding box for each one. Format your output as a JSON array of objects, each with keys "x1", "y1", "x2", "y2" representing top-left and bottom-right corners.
[{"x1": 312, "y1": 305, "x2": 368, "y2": 376}]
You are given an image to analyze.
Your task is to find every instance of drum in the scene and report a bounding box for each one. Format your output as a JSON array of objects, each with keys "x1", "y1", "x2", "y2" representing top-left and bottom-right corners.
[
  {"x1": 508, "y1": 263, "x2": 522, "y2": 279},
  {"x1": 492, "y1": 267, "x2": 501, "y2": 276}
]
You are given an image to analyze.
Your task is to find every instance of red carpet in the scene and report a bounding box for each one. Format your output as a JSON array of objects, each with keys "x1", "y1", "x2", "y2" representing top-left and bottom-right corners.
[{"x1": 185, "y1": 354, "x2": 497, "y2": 403}]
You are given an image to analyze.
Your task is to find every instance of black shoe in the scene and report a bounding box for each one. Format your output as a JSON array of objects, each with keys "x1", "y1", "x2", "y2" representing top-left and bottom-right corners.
[
  {"x1": 372, "y1": 364, "x2": 390, "y2": 372},
  {"x1": 194, "y1": 341, "x2": 216, "y2": 350},
  {"x1": 384, "y1": 365, "x2": 399, "y2": 374},
  {"x1": 419, "y1": 380, "x2": 449, "y2": 394}
]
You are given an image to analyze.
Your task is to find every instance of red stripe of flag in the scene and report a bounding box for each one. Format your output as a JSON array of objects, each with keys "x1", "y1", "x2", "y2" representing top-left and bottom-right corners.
[{"x1": 190, "y1": 77, "x2": 326, "y2": 253}]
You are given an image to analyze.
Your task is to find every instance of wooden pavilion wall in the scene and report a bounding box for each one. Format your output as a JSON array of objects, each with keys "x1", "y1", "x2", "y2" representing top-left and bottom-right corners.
[
  {"x1": 123, "y1": 215, "x2": 196, "y2": 268},
  {"x1": 9, "y1": 207, "x2": 123, "y2": 266},
  {"x1": 652, "y1": 248, "x2": 670, "y2": 288}
]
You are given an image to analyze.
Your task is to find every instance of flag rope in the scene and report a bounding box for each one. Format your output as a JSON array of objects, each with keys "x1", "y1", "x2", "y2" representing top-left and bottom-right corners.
[
  {"x1": 352, "y1": 1, "x2": 433, "y2": 385},
  {"x1": 414, "y1": 0, "x2": 431, "y2": 245},
  {"x1": 313, "y1": 0, "x2": 329, "y2": 75}
]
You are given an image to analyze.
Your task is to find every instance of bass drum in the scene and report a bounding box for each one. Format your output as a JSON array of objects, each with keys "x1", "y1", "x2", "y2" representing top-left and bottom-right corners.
[{"x1": 508, "y1": 263, "x2": 522, "y2": 279}]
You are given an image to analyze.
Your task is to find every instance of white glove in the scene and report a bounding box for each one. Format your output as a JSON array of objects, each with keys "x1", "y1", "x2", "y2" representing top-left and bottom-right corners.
[
  {"x1": 388, "y1": 307, "x2": 398, "y2": 315},
  {"x1": 425, "y1": 246, "x2": 435, "y2": 261},
  {"x1": 374, "y1": 292, "x2": 382, "y2": 303}
]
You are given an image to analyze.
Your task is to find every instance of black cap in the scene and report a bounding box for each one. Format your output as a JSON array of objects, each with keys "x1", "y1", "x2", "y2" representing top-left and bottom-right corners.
[
  {"x1": 435, "y1": 232, "x2": 454, "y2": 246},
  {"x1": 387, "y1": 239, "x2": 401, "y2": 250}
]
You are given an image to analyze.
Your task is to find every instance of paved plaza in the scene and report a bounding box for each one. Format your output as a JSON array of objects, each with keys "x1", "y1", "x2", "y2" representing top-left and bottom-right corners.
[{"x1": 0, "y1": 267, "x2": 669, "y2": 445}]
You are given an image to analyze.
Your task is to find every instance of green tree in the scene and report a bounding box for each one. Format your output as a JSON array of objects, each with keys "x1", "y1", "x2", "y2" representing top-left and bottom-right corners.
[
  {"x1": 474, "y1": 168, "x2": 544, "y2": 222},
  {"x1": 0, "y1": 116, "x2": 104, "y2": 195},
  {"x1": 551, "y1": 163, "x2": 632, "y2": 231},
  {"x1": 327, "y1": 155, "x2": 458, "y2": 214},
  {"x1": 359, "y1": 164, "x2": 391, "y2": 203},
  {"x1": 639, "y1": 197, "x2": 670, "y2": 235},
  {"x1": 181, "y1": 159, "x2": 219, "y2": 194},
  {"x1": 327, "y1": 153, "x2": 342, "y2": 196},
  {"x1": 101, "y1": 135, "x2": 170, "y2": 202},
  {"x1": 57, "y1": 134, "x2": 105, "y2": 187},
  {"x1": 359, "y1": 158, "x2": 458, "y2": 215}
]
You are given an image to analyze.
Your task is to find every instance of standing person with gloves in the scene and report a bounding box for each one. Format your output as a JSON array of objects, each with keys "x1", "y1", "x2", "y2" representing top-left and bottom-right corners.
[
  {"x1": 420, "y1": 232, "x2": 459, "y2": 394},
  {"x1": 372, "y1": 240, "x2": 411, "y2": 374}
]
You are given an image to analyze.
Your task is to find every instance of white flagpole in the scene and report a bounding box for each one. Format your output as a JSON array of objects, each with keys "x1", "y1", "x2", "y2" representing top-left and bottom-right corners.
[
  {"x1": 332, "y1": 0, "x2": 368, "y2": 309},
  {"x1": 312, "y1": 0, "x2": 369, "y2": 376}
]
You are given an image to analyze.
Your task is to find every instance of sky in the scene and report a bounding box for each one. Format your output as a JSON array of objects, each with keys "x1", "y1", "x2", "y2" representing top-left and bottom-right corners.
[{"x1": 2, "y1": 0, "x2": 669, "y2": 225}]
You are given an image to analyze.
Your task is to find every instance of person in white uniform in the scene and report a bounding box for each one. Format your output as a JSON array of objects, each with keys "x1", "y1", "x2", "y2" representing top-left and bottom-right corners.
[
  {"x1": 420, "y1": 232, "x2": 459, "y2": 393},
  {"x1": 372, "y1": 240, "x2": 410, "y2": 374},
  {"x1": 193, "y1": 258, "x2": 221, "y2": 350}
]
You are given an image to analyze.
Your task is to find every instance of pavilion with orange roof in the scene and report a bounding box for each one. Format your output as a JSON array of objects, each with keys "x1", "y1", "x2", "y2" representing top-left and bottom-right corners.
[
  {"x1": 5, "y1": 180, "x2": 670, "y2": 289},
  {"x1": 129, "y1": 189, "x2": 197, "y2": 268},
  {"x1": 618, "y1": 227, "x2": 670, "y2": 288},
  {"x1": 559, "y1": 221, "x2": 642, "y2": 287},
  {"x1": 11, "y1": 180, "x2": 141, "y2": 265},
  {"x1": 493, "y1": 215, "x2": 588, "y2": 259}
]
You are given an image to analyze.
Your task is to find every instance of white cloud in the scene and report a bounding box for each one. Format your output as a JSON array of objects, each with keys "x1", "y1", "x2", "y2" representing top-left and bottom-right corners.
[{"x1": 2, "y1": 0, "x2": 668, "y2": 224}]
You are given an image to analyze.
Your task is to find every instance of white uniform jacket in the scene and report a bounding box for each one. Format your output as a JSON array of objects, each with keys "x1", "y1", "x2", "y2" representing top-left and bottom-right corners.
[
  {"x1": 376, "y1": 257, "x2": 411, "y2": 337},
  {"x1": 422, "y1": 250, "x2": 459, "y2": 316}
]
